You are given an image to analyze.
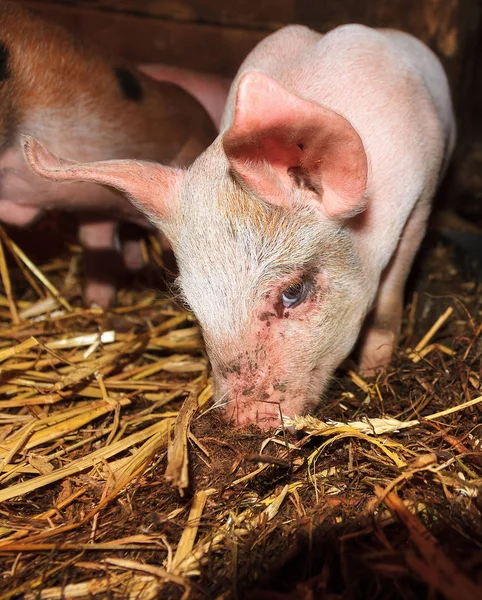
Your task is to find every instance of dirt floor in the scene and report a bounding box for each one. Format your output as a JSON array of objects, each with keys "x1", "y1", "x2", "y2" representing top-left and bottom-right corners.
[{"x1": 0, "y1": 205, "x2": 481, "y2": 599}]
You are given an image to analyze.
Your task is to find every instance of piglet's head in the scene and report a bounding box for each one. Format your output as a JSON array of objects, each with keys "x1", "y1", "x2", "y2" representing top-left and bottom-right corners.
[{"x1": 22, "y1": 71, "x2": 369, "y2": 430}]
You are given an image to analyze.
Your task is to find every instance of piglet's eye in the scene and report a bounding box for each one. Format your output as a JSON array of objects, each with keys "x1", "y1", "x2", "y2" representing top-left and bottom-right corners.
[{"x1": 281, "y1": 279, "x2": 308, "y2": 308}]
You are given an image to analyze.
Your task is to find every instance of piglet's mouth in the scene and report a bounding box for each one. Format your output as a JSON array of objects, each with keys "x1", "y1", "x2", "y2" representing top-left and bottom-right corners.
[
  {"x1": 218, "y1": 385, "x2": 309, "y2": 430},
  {"x1": 215, "y1": 364, "x2": 328, "y2": 430},
  {"x1": 224, "y1": 398, "x2": 291, "y2": 429}
]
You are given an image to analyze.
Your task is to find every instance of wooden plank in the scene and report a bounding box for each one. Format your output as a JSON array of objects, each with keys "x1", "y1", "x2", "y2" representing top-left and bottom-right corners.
[
  {"x1": 41, "y1": 0, "x2": 467, "y2": 58},
  {"x1": 452, "y1": 0, "x2": 481, "y2": 141},
  {"x1": 20, "y1": 1, "x2": 470, "y2": 73},
  {"x1": 20, "y1": 1, "x2": 267, "y2": 76},
  {"x1": 18, "y1": 0, "x2": 480, "y2": 117},
  {"x1": 33, "y1": 0, "x2": 294, "y2": 30}
]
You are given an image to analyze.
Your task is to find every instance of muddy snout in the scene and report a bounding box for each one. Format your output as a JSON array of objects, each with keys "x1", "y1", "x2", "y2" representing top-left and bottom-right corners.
[{"x1": 212, "y1": 358, "x2": 299, "y2": 429}]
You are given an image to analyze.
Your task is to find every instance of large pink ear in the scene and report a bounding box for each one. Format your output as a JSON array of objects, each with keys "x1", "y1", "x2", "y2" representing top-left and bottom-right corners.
[
  {"x1": 223, "y1": 71, "x2": 367, "y2": 218},
  {"x1": 21, "y1": 135, "x2": 181, "y2": 220}
]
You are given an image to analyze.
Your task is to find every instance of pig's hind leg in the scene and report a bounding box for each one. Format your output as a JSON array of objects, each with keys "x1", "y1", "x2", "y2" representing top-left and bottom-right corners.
[{"x1": 358, "y1": 199, "x2": 432, "y2": 373}]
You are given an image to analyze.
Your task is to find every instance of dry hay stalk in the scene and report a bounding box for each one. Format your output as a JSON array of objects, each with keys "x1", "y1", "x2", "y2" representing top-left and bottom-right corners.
[{"x1": 0, "y1": 223, "x2": 481, "y2": 598}]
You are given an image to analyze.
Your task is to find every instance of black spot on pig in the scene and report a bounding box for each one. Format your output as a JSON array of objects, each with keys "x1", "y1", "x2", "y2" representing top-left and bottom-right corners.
[
  {"x1": 114, "y1": 67, "x2": 143, "y2": 102},
  {"x1": 242, "y1": 386, "x2": 255, "y2": 396},
  {"x1": 224, "y1": 363, "x2": 241, "y2": 376},
  {"x1": 0, "y1": 42, "x2": 10, "y2": 81}
]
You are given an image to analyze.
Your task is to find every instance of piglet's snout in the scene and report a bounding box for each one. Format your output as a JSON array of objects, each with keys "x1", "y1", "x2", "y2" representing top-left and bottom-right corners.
[
  {"x1": 214, "y1": 366, "x2": 299, "y2": 429},
  {"x1": 222, "y1": 388, "x2": 291, "y2": 429}
]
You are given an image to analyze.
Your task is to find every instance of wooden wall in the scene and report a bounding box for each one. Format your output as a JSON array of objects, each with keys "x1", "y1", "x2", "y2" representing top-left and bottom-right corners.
[{"x1": 19, "y1": 0, "x2": 481, "y2": 142}]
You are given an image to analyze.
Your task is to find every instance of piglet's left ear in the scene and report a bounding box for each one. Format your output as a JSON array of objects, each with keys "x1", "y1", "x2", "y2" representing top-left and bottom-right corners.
[{"x1": 223, "y1": 71, "x2": 367, "y2": 219}]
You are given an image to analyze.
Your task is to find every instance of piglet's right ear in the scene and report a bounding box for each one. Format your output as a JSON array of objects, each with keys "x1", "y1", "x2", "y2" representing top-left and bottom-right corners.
[{"x1": 21, "y1": 135, "x2": 181, "y2": 220}]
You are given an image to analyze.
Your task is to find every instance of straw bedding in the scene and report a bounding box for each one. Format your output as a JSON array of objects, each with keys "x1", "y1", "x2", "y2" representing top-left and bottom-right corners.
[{"x1": 0, "y1": 214, "x2": 481, "y2": 599}]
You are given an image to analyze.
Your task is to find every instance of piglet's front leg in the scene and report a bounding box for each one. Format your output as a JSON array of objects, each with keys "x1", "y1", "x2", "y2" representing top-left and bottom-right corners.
[
  {"x1": 358, "y1": 200, "x2": 432, "y2": 374},
  {"x1": 78, "y1": 218, "x2": 124, "y2": 308},
  {"x1": 358, "y1": 291, "x2": 402, "y2": 374}
]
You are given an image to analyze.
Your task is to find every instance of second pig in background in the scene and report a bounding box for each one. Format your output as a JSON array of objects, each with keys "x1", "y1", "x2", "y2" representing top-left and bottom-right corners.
[
  {"x1": 0, "y1": 0, "x2": 228, "y2": 307},
  {"x1": 24, "y1": 23, "x2": 455, "y2": 429}
]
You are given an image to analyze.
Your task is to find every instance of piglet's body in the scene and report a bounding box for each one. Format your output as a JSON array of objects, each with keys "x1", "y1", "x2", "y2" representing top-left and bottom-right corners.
[
  {"x1": 24, "y1": 25, "x2": 456, "y2": 428},
  {"x1": 0, "y1": 0, "x2": 220, "y2": 306}
]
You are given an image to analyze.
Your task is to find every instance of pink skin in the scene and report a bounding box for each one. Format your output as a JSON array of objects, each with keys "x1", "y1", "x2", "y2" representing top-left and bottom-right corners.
[{"x1": 22, "y1": 24, "x2": 455, "y2": 429}]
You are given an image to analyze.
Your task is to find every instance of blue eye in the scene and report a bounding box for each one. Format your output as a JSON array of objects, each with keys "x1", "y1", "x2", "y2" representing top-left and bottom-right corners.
[{"x1": 281, "y1": 280, "x2": 306, "y2": 308}]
